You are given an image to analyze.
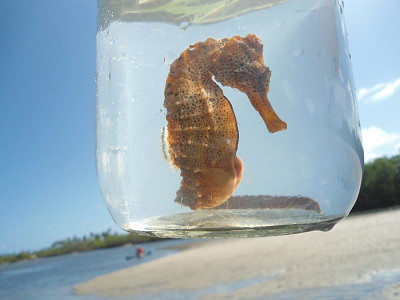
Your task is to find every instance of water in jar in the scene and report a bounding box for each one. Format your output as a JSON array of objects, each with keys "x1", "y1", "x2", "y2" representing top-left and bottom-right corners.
[{"x1": 96, "y1": 0, "x2": 363, "y2": 238}]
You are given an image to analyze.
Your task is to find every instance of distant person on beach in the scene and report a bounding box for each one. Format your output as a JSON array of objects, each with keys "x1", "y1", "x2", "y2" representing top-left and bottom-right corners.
[{"x1": 136, "y1": 246, "x2": 145, "y2": 258}]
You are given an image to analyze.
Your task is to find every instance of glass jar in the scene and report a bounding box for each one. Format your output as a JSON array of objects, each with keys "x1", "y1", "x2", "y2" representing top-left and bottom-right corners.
[{"x1": 96, "y1": 0, "x2": 363, "y2": 238}]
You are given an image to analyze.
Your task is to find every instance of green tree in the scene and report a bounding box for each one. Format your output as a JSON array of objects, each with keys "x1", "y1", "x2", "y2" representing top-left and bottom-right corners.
[
  {"x1": 353, "y1": 155, "x2": 399, "y2": 211},
  {"x1": 393, "y1": 154, "x2": 400, "y2": 201}
]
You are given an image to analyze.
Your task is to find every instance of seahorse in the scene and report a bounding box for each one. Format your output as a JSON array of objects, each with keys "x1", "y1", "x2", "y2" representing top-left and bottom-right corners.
[{"x1": 163, "y1": 34, "x2": 287, "y2": 210}]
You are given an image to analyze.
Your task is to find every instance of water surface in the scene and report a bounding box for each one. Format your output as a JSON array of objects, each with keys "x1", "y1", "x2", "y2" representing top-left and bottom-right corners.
[{"x1": 0, "y1": 239, "x2": 190, "y2": 300}]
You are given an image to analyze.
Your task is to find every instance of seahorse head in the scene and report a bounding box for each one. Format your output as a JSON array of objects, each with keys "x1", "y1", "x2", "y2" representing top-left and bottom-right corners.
[{"x1": 210, "y1": 34, "x2": 287, "y2": 133}]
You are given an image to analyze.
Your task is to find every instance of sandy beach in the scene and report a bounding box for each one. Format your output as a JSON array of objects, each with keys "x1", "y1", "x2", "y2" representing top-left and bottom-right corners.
[{"x1": 75, "y1": 209, "x2": 400, "y2": 299}]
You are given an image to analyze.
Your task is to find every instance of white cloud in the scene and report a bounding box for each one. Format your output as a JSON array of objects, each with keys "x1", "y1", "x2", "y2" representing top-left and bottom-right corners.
[
  {"x1": 357, "y1": 78, "x2": 400, "y2": 102},
  {"x1": 362, "y1": 126, "x2": 400, "y2": 162},
  {"x1": 357, "y1": 83, "x2": 385, "y2": 101},
  {"x1": 372, "y1": 78, "x2": 400, "y2": 100}
]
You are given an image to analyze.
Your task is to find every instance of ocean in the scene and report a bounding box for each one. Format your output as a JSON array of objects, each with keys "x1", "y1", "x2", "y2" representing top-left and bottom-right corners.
[{"x1": 0, "y1": 239, "x2": 191, "y2": 300}]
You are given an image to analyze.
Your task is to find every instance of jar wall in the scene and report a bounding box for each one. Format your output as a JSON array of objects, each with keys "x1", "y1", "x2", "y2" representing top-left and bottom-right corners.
[{"x1": 96, "y1": 0, "x2": 363, "y2": 237}]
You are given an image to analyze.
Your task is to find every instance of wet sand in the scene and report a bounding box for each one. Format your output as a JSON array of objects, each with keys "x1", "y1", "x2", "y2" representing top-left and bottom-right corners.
[{"x1": 74, "y1": 209, "x2": 400, "y2": 299}]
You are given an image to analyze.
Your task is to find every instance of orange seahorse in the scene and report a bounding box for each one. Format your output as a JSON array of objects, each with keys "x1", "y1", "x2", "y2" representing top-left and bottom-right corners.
[{"x1": 163, "y1": 34, "x2": 287, "y2": 210}]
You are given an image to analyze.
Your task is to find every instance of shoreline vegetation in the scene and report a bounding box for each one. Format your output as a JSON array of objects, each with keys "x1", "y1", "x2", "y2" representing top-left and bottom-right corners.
[
  {"x1": 0, "y1": 230, "x2": 161, "y2": 265},
  {"x1": 1, "y1": 154, "x2": 398, "y2": 265}
]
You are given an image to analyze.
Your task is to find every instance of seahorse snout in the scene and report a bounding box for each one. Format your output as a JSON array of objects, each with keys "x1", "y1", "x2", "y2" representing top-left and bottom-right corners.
[{"x1": 211, "y1": 34, "x2": 287, "y2": 133}]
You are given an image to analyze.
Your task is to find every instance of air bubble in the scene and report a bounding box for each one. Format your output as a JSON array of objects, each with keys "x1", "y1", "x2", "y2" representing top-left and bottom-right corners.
[{"x1": 110, "y1": 37, "x2": 117, "y2": 45}]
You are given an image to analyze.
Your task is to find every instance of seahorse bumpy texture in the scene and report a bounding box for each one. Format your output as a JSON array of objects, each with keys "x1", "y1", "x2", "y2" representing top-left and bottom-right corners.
[{"x1": 164, "y1": 34, "x2": 287, "y2": 210}]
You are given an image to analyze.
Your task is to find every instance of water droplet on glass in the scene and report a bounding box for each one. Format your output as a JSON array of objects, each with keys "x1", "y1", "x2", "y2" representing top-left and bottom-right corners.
[
  {"x1": 293, "y1": 48, "x2": 304, "y2": 56},
  {"x1": 274, "y1": 20, "x2": 285, "y2": 28},
  {"x1": 180, "y1": 22, "x2": 190, "y2": 29},
  {"x1": 318, "y1": 50, "x2": 326, "y2": 59},
  {"x1": 110, "y1": 37, "x2": 117, "y2": 45}
]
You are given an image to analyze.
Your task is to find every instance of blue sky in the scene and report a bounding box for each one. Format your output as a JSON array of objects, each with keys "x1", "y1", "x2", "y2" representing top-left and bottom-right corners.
[
  {"x1": 344, "y1": 0, "x2": 400, "y2": 161},
  {"x1": 0, "y1": 0, "x2": 399, "y2": 254}
]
